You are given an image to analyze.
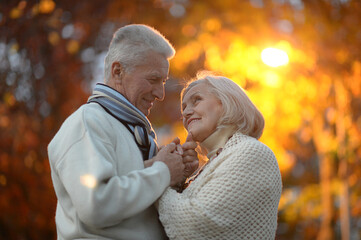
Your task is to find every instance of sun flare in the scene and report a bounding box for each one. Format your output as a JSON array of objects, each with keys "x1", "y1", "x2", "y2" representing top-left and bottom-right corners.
[{"x1": 261, "y1": 48, "x2": 289, "y2": 67}]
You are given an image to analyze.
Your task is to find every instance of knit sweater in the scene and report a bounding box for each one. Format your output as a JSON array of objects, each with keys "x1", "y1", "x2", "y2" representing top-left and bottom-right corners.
[
  {"x1": 48, "y1": 103, "x2": 170, "y2": 240},
  {"x1": 158, "y1": 131, "x2": 282, "y2": 240}
]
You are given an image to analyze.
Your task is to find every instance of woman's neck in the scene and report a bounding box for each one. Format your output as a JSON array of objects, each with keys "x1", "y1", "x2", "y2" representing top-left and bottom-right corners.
[{"x1": 200, "y1": 126, "x2": 235, "y2": 159}]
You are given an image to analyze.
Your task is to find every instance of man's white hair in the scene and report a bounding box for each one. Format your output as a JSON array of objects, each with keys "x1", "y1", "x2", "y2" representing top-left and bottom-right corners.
[
  {"x1": 104, "y1": 24, "x2": 175, "y2": 82},
  {"x1": 181, "y1": 71, "x2": 265, "y2": 139}
]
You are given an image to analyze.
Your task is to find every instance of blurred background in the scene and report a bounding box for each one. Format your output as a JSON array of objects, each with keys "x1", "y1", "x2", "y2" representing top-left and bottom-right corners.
[{"x1": 1, "y1": 0, "x2": 361, "y2": 239}]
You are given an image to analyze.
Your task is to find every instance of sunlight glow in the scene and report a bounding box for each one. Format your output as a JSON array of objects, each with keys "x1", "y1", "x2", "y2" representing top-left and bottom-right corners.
[
  {"x1": 80, "y1": 174, "x2": 97, "y2": 188},
  {"x1": 264, "y1": 71, "x2": 281, "y2": 87},
  {"x1": 261, "y1": 48, "x2": 289, "y2": 67}
]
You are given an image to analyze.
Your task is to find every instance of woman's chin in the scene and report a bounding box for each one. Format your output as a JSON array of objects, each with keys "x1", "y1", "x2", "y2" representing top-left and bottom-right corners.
[
  {"x1": 188, "y1": 130, "x2": 205, "y2": 143},
  {"x1": 188, "y1": 130, "x2": 198, "y2": 141}
]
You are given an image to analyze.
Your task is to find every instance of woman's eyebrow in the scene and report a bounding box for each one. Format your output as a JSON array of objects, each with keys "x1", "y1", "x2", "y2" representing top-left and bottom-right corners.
[
  {"x1": 182, "y1": 91, "x2": 200, "y2": 109},
  {"x1": 190, "y1": 92, "x2": 201, "y2": 100}
]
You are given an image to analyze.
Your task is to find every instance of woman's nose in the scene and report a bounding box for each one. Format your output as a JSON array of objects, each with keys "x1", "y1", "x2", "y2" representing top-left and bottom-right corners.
[{"x1": 182, "y1": 106, "x2": 193, "y2": 118}]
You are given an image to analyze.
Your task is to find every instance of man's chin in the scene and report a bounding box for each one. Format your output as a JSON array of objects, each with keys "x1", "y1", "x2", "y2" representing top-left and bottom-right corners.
[{"x1": 142, "y1": 108, "x2": 151, "y2": 117}]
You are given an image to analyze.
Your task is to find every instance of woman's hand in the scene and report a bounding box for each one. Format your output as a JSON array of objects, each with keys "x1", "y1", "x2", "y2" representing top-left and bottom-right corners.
[
  {"x1": 144, "y1": 137, "x2": 183, "y2": 168},
  {"x1": 182, "y1": 134, "x2": 199, "y2": 178}
]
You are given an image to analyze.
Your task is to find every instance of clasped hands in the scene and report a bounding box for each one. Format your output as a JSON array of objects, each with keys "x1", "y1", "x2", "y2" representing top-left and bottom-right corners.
[{"x1": 144, "y1": 134, "x2": 199, "y2": 187}]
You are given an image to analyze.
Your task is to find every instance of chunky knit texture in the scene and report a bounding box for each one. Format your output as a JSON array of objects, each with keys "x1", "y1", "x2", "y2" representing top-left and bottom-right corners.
[{"x1": 158, "y1": 132, "x2": 282, "y2": 240}]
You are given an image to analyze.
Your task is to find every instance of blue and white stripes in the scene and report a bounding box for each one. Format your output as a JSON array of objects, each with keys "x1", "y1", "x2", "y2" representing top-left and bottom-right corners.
[{"x1": 87, "y1": 83, "x2": 158, "y2": 160}]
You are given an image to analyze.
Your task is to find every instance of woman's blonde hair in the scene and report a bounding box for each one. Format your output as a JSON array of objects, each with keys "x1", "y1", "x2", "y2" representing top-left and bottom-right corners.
[{"x1": 181, "y1": 71, "x2": 265, "y2": 139}]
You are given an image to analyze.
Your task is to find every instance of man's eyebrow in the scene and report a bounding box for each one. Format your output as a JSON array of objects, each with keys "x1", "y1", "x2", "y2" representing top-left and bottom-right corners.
[
  {"x1": 148, "y1": 73, "x2": 162, "y2": 78},
  {"x1": 148, "y1": 72, "x2": 168, "y2": 80}
]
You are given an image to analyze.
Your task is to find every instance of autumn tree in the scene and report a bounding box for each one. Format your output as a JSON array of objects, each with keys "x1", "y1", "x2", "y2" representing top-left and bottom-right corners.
[{"x1": 1, "y1": 0, "x2": 360, "y2": 239}]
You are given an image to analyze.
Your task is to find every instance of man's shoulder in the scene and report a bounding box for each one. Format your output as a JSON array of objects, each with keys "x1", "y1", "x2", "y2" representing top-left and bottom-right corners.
[
  {"x1": 62, "y1": 103, "x2": 116, "y2": 129},
  {"x1": 56, "y1": 103, "x2": 103, "y2": 132},
  {"x1": 48, "y1": 103, "x2": 130, "y2": 152},
  {"x1": 48, "y1": 104, "x2": 105, "y2": 156}
]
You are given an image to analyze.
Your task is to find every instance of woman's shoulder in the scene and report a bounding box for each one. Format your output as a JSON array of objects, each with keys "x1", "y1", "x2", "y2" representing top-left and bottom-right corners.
[
  {"x1": 223, "y1": 131, "x2": 277, "y2": 161},
  {"x1": 220, "y1": 132, "x2": 281, "y2": 179},
  {"x1": 225, "y1": 131, "x2": 267, "y2": 149}
]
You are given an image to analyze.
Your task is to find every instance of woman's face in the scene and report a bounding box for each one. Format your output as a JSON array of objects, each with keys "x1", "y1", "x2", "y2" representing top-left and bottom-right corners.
[{"x1": 182, "y1": 83, "x2": 223, "y2": 142}]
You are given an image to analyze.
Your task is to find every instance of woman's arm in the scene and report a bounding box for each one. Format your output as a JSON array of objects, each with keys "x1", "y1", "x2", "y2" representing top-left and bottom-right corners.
[{"x1": 158, "y1": 140, "x2": 282, "y2": 239}]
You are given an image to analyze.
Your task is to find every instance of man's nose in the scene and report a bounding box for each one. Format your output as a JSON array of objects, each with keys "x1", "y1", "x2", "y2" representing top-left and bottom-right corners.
[{"x1": 153, "y1": 83, "x2": 165, "y2": 101}]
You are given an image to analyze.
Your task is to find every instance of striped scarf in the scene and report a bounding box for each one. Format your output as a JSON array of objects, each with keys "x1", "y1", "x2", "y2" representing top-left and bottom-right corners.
[{"x1": 87, "y1": 83, "x2": 158, "y2": 160}]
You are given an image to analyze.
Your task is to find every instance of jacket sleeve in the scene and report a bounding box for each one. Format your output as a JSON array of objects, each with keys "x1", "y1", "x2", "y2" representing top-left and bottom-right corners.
[
  {"x1": 50, "y1": 106, "x2": 171, "y2": 228},
  {"x1": 157, "y1": 140, "x2": 282, "y2": 239}
]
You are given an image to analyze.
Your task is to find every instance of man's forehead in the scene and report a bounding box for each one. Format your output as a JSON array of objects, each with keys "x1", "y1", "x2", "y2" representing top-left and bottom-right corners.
[
  {"x1": 134, "y1": 63, "x2": 168, "y2": 74},
  {"x1": 146, "y1": 68, "x2": 168, "y2": 77}
]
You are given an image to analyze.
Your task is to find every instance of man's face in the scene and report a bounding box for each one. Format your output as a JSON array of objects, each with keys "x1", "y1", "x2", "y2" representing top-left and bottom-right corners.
[{"x1": 116, "y1": 52, "x2": 169, "y2": 116}]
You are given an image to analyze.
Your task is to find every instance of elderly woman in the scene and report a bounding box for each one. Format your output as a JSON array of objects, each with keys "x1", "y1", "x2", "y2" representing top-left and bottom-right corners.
[{"x1": 157, "y1": 73, "x2": 282, "y2": 239}]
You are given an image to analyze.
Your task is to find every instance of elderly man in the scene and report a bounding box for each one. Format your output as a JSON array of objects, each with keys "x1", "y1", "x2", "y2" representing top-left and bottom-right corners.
[{"x1": 48, "y1": 24, "x2": 198, "y2": 239}]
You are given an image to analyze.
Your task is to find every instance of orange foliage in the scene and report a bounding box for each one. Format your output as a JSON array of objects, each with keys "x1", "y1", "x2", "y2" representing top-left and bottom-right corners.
[{"x1": 1, "y1": 0, "x2": 361, "y2": 239}]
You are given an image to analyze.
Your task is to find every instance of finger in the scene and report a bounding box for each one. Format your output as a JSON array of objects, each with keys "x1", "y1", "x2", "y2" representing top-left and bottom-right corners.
[
  {"x1": 182, "y1": 149, "x2": 198, "y2": 158},
  {"x1": 182, "y1": 141, "x2": 197, "y2": 150},
  {"x1": 189, "y1": 161, "x2": 199, "y2": 171},
  {"x1": 162, "y1": 142, "x2": 177, "y2": 152},
  {"x1": 171, "y1": 137, "x2": 181, "y2": 145},
  {"x1": 185, "y1": 133, "x2": 193, "y2": 142},
  {"x1": 176, "y1": 144, "x2": 184, "y2": 155},
  {"x1": 184, "y1": 161, "x2": 199, "y2": 177},
  {"x1": 182, "y1": 149, "x2": 198, "y2": 161},
  {"x1": 185, "y1": 161, "x2": 199, "y2": 171},
  {"x1": 183, "y1": 155, "x2": 198, "y2": 163}
]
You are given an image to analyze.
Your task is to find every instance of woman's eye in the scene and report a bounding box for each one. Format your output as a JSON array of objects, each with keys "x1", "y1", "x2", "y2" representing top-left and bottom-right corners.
[
  {"x1": 194, "y1": 96, "x2": 202, "y2": 103},
  {"x1": 182, "y1": 105, "x2": 186, "y2": 112}
]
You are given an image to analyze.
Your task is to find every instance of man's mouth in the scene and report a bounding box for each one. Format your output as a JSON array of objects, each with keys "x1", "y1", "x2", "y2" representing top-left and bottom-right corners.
[{"x1": 144, "y1": 99, "x2": 154, "y2": 108}]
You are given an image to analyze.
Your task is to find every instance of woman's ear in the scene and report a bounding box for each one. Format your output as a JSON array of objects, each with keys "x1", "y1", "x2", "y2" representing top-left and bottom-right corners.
[{"x1": 111, "y1": 62, "x2": 124, "y2": 84}]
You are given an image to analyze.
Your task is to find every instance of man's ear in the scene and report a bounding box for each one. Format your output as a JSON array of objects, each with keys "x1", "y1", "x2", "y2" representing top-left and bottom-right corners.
[{"x1": 111, "y1": 62, "x2": 124, "y2": 84}]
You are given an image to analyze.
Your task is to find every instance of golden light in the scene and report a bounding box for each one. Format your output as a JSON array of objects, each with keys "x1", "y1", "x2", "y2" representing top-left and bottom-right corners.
[
  {"x1": 261, "y1": 47, "x2": 289, "y2": 67},
  {"x1": 80, "y1": 174, "x2": 97, "y2": 188},
  {"x1": 39, "y1": 0, "x2": 55, "y2": 14}
]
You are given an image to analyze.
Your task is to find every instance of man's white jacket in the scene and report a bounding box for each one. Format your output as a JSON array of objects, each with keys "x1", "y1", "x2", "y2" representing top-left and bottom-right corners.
[{"x1": 48, "y1": 103, "x2": 170, "y2": 240}]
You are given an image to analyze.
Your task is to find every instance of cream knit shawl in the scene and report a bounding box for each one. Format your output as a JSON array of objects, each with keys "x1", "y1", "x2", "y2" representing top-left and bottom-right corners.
[{"x1": 158, "y1": 132, "x2": 282, "y2": 240}]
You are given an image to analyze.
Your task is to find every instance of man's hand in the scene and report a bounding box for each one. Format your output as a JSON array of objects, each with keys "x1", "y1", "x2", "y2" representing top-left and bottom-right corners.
[
  {"x1": 143, "y1": 158, "x2": 154, "y2": 168},
  {"x1": 153, "y1": 142, "x2": 185, "y2": 187},
  {"x1": 171, "y1": 137, "x2": 183, "y2": 155},
  {"x1": 182, "y1": 134, "x2": 199, "y2": 178},
  {"x1": 145, "y1": 137, "x2": 183, "y2": 168}
]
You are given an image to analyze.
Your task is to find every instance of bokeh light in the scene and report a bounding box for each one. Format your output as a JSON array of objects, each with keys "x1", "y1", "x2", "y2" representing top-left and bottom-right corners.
[{"x1": 261, "y1": 47, "x2": 289, "y2": 67}]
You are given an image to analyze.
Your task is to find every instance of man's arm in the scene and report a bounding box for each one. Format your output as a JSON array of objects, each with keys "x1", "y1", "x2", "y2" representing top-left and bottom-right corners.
[
  {"x1": 55, "y1": 132, "x2": 174, "y2": 228},
  {"x1": 50, "y1": 106, "x2": 184, "y2": 229}
]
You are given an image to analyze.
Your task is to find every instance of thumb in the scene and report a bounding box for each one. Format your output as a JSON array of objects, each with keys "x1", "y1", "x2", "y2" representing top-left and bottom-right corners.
[
  {"x1": 171, "y1": 137, "x2": 181, "y2": 145},
  {"x1": 163, "y1": 142, "x2": 177, "y2": 152},
  {"x1": 185, "y1": 133, "x2": 193, "y2": 142}
]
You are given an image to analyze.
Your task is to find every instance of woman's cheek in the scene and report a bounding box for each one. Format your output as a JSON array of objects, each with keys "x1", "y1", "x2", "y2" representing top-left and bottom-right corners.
[{"x1": 188, "y1": 129, "x2": 201, "y2": 142}]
